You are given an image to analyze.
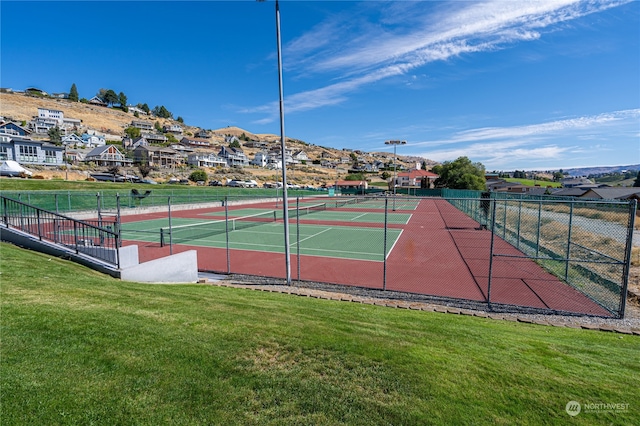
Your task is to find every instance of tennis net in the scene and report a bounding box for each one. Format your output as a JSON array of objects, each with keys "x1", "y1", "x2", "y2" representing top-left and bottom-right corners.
[
  {"x1": 160, "y1": 210, "x2": 277, "y2": 246},
  {"x1": 278, "y1": 202, "x2": 326, "y2": 219}
]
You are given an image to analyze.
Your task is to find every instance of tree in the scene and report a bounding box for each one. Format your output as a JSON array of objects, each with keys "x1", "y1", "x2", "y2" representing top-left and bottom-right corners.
[
  {"x1": 69, "y1": 83, "x2": 79, "y2": 102},
  {"x1": 189, "y1": 169, "x2": 207, "y2": 183},
  {"x1": 176, "y1": 116, "x2": 184, "y2": 123},
  {"x1": 98, "y1": 89, "x2": 118, "y2": 106},
  {"x1": 229, "y1": 140, "x2": 241, "y2": 149},
  {"x1": 48, "y1": 126, "x2": 63, "y2": 144},
  {"x1": 152, "y1": 105, "x2": 172, "y2": 119},
  {"x1": 634, "y1": 171, "x2": 640, "y2": 188},
  {"x1": 124, "y1": 126, "x2": 141, "y2": 139},
  {"x1": 381, "y1": 171, "x2": 391, "y2": 180},
  {"x1": 431, "y1": 156, "x2": 486, "y2": 190},
  {"x1": 154, "y1": 121, "x2": 163, "y2": 132},
  {"x1": 138, "y1": 163, "x2": 153, "y2": 178},
  {"x1": 137, "y1": 103, "x2": 150, "y2": 114},
  {"x1": 421, "y1": 161, "x2": 427, "y2": 171},
  {"x1": 118, "y1": 92, "x2": 128, "y2": 111}
]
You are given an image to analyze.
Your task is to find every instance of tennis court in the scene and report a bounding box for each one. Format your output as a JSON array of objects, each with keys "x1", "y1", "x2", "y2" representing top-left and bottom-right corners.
[
  {"x1": 121, "y1": 205, "x2": 404, "y2": 261},
  {"x1": 120, "y1": 196, "x2": 624, "y2": 317}
]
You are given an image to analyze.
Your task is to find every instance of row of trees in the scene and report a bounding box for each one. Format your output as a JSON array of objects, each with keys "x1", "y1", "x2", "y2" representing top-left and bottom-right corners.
[{"x1": 67, "y1": 83, "x2": 176, "y2": 120}]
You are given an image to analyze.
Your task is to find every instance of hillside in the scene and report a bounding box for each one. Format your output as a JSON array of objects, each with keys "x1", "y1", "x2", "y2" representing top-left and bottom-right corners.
[{"x1": 0, "y1": 92, "x2": 419, "y2": 185}]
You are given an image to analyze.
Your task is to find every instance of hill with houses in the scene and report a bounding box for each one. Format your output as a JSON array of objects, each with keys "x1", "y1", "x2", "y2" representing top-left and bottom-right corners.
[{"x1": 0, "y1": 91, "x2": 430, "y2": 186}]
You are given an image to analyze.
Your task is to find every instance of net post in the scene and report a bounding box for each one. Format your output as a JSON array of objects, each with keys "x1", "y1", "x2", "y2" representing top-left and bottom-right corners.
[{"x1": 487, "y1": 199, "x2": 497, "y2": 309}]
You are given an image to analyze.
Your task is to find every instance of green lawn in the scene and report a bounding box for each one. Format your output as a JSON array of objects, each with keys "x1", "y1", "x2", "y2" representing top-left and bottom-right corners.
[
  {"x1": 1, "y1": 242, "x2": 638, "y2": 425},
  {"x1": 504, "y1": 178, "x2": 562, "y2": 188}
]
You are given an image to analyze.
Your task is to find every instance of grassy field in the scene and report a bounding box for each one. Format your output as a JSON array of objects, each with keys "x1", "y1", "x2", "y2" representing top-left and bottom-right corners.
[
  {"x1": 504, "y1": 178, "x2": 563, "y2": 188},
  {"x1": 1, "y1": 242, "x2": 638, "y2": 425}
]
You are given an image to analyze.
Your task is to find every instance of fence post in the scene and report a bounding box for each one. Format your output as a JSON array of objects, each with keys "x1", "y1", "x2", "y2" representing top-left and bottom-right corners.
[
  {"x1": 296, "y1": 197, "x2": 301, "y2": 282},
  {"x1": 564, "y1": 202, "x2": 574, "y2": 281},
  {"x1": 36, "y1": 209, "x2": 42, "y2": 240},
  {"x1": 536, "y1": 200, "x2": 542, "y2": 259},
  {"x1": 225, "y1": 196, "x2": 230, "y2": 274},
  {"x1": 168, "y1": 196, "x2": 173, "y2": 255},
  {"x1": 619, "y1": 199, "x2": 637, "y2": 318},
  {"x1": 382, "y1": 197, "x2": 389, "y2": 291},
  {"x1": 73, "y1": 221, "x2": 79, "y2": 254},
  {"x1": 516, "y1": 199, "x2": 522, "y2": 250},
  {"x1": 116, "y1": 194, "x2": 121, "y2": 247},
  {"x1": 487, "y1": 199, "x2": 497, "y2": 309}
]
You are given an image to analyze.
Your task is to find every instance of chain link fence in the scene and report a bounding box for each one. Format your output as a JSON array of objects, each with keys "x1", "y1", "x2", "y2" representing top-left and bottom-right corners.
[{"x1": 2, "y1": 190, "x2": 635, "y2": 318}]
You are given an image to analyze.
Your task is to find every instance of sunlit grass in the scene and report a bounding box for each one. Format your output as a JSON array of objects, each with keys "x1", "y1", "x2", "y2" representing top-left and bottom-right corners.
[{"x1": 1, "y1": 242, "x2": 638, "y2": 424}]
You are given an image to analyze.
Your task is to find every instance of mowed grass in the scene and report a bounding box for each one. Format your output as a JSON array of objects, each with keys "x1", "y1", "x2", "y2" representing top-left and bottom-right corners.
[{"x1": 1, "y1": 243, "x2": 638, "y2": 425}]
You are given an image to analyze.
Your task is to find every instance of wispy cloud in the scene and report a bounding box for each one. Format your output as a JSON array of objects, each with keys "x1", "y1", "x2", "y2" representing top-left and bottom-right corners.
[
  {"x1": 413, "y1": 109, "x2": 640, "y2": 169},
  {"x1": 244, "y1": 0, "x2": 631, "y2": 120}
]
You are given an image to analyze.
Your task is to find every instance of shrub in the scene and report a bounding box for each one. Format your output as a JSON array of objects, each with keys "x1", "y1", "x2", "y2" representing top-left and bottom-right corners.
[{"x1": 188, "y1": 169, "x2": 207, "y2": 183}]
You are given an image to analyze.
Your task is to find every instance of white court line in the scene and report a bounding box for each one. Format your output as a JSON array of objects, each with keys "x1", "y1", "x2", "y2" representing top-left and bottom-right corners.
[
  {"x1": 292, "y1": 227, "x2": 333, "y2": 245},
  {"x1": 350, "y1": 213, "x2": 368, "y2": 221},
  {"x1": 385, "y1": 229, "x2": 404, "y2": 260}
]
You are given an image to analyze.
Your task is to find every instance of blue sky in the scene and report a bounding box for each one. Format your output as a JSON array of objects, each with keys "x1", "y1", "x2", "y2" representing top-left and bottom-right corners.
[{"x1": 1, "y1": 0, "x2": 638, "y2": 171}]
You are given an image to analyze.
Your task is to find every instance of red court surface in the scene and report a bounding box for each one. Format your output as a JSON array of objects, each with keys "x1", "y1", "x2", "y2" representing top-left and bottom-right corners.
[{"x1": 123, "y1": 198, "x2": 611, "y2": 316}]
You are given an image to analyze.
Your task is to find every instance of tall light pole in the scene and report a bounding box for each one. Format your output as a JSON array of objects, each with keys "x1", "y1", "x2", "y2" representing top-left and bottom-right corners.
[
  {"x1": 260, "y1": 0, "x2": 291, "y2": 284},
  {"x1": 385, "y1": 140, "x2": 406, "y2": 211}
]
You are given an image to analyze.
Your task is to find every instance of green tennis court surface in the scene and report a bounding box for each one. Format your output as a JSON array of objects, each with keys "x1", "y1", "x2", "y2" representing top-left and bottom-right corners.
[
  {"x1": 203, "y1": 208, "x2": 411, "y2": 224},
  {"x1": 121, "y1": 218, "x2": 402, "y2": 261}
]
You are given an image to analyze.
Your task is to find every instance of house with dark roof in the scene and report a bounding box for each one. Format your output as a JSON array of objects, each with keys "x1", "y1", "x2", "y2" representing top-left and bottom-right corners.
[
  {"x1": 218, "y1": 146, "x2": 249, "y2": 167},
  {"x1": 180, "y1": 136, "x2": 211, "y2": 148},
  {"x1": 580, "y1": 187, "x2": 640, "y2": 200},
  {"x1": 133, "y1": 145, "x2": 182, "y2": 168},
  {"x1": 0, "y1": 135, "x2": 64, "y2": 166},
  {"x1": 0, "y1": 122, "x2": 32, "y2": 137},
  {"x1": 84, "y1": 145, "x2": 131, "y2": 167}
]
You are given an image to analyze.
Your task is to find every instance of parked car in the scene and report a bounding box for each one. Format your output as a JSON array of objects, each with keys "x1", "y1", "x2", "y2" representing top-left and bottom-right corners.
[
  {"x1": 141, "y1": 179, "x2": 157, "y2": 185},
  {"x1": 209, "y1": 180, "x2": 223, "y2": 186}
]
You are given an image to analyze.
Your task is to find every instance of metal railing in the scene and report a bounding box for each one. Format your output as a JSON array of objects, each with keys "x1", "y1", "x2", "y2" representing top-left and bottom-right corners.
[{"x1": 1, "y1": 195, "x2": 121, "y2": 268}]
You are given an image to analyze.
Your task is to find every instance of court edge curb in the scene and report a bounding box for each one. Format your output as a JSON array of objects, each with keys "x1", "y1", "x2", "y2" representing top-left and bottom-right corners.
[{"x1": 208, "y1": 281, "x2": 640, "y2": 336}]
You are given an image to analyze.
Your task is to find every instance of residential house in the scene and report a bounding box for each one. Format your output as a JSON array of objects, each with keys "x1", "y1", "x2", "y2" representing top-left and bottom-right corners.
[
  {"x1": 163, "y1": 124, "x2": 183, "y2": 135},
  {"x1": 580, "y1": 187, "x2": 640, "y2": 201},
  {"x1": 0, "y1": 135, "x2": 64, "y2": 166},
  {"x1": 395, "y1": 169, "x2": 439, "y2": 189},
  {"x1": 61, "y1": 133, "x2": 84, "y2": 146},
  {"x1": 131, "y1": 120, "x2": 154, "y2": 131},
  {"x1": 244, "y1": 141, "x2": 268, "y2": 149},
  {"x1": 84, "y1": 145, "x2": 131, "y2": 167},
  {"x1": 81, "y1": 133, "x2": 106, "y2": 147},
  {"x1": 187, "y1": 153, "x2": 228, "y2": 168},
  {"x1": 224, "y1": 135, "x2": 240, "y2": 144},
  {"x1": 180, "y1": 136, "x2": 211, "y2": 148},
  {"x1": 268, "y1": 146, "x2": 293, "y2": 164},
  {"x1": 218, "y1": 146, "x2": 249, "y2": 167},
  {"x1": 141, "y1": 132, "x2": 168, "y2": 144},
  {"x1": 0, "y1": 122, "x2": 31, "y2": 137},
  {"x1": 334, "y1": 180, "x2": 368, "y2": 191},
  {"x1": 340, "y1": 157, "x2": 351, "y2": 164},
  {"x1": 292, "y1": 150, "x2": 308, "y2": 163},
  {"x1": 251, "y1": 151, "x2": 269, "y2": 168},
  {"x1": 88, "y1": 96, "x2": 107, "y2": 107},
  {"x1": 195, "y1": 129, "x2": 210, "y2": 139},
  {"x1": 133, "y1": 145, "x2": 182, "y2": 169},
  {"x1": 561, "y1": 177, "x2": 594, "y2": 188},
  {"x1": 66, "y1": 148, "x2": 93, "y2": 164}
]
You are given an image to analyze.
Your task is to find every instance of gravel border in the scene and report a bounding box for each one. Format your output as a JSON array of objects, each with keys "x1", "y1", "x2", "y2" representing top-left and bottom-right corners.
[{"x1": 199, "y1": 273, "x2": 640, "y2": 335}]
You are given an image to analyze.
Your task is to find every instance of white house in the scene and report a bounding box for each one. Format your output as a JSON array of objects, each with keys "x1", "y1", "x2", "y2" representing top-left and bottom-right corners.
[{"x1": 187, "y1": 153, "x2": 228, "y2": 168}]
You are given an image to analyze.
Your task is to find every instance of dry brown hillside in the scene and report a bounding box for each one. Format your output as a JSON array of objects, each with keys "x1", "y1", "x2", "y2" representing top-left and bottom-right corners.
[{"x1": 0, "y1": 91, "x2": 422, "y2": 185}]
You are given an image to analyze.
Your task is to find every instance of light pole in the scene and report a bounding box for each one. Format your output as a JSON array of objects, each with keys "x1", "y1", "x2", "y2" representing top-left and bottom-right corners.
[
  {"x1": 260, "y1": 0, "x2": 291, "y2": 284},
  {"x1": 385, "y1": 140, "x2": 406, "y2": 211}
]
